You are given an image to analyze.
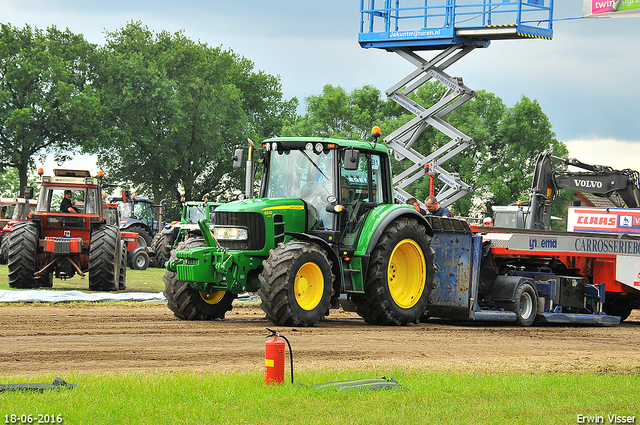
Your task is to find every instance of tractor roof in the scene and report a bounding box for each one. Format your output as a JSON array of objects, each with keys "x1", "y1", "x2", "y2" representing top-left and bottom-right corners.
[{"x1": 262, "y1": 137, "x2": 389, "y2": 154}]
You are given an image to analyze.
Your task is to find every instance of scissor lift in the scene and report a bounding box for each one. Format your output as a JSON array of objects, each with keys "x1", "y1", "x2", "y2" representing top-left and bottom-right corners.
[{"x1": 359, "y1": 0, "x2": 554, "y2": 207}]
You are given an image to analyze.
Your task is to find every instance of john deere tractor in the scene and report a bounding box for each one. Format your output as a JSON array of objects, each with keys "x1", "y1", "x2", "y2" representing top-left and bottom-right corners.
[
  {"x1": 151, "y1": 200, "x2": 220, "y2": 268},
  {"x1": 164, "y1": 129, "x2": 435, "y2": 326}
]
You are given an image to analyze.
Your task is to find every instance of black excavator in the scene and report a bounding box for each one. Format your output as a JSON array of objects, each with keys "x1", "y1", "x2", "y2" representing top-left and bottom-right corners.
[{"x1": 525, "y1": 151, "x2": 640, "y2": 230}]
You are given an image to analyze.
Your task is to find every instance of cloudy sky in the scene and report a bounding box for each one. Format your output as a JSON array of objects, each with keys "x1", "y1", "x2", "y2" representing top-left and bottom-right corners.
[{"x1": 2, "y1": 1, "x2": 639, "y2": 171}]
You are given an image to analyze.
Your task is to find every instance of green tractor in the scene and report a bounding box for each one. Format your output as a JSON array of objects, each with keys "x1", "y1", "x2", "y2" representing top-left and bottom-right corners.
[
  {"x1": 164, "y1": 129, "x2": 435, "y2": 326},
  {"x1": 151, "y1": 200, "x2": 219, "y2": 268}
]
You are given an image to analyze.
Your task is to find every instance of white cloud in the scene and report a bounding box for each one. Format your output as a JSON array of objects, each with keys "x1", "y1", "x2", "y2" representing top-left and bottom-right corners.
[{"x1": 564, "y1": 138, "x2": 640, "y2": 171}]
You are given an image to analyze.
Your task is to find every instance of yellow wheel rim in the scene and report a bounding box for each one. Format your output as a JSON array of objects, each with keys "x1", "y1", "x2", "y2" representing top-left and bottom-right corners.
[
  {"x1": 200, "y1": 290, "x2": 226, "y2": 305},
  {"x1": 294, "y1": 262, "x2": 324, "y2": 311},
  {"x1": 388, "y1": 239, "x2": 426, "y2": 309}
]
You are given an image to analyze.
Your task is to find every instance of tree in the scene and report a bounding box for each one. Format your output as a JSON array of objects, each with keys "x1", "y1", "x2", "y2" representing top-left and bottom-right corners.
[
  {"x1": 282, "y1": 84, "x2": 403, "y2": 140},
  {"x1": 284, "y1": 82, "x2": 568, "y2": 218},
  {"x1": 0, "y1": 23, "x2": 98, "y2": 196},
  {"x1": 91, "y1": 22, "x2": 296, "y2": 215}
]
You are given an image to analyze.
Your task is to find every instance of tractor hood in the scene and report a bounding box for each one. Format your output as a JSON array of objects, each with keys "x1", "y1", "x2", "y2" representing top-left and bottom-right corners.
[{"x1": 211, "y1": 197, "x2": 312, "y2": 252}]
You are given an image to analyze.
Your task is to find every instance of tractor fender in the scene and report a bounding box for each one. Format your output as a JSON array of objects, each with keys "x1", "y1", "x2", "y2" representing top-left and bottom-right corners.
[
  {"x1": 364, "y1": 208, "x2": 433, "y2": 256},
  {"x1": 284, "y1": 232, "x2": 342, "y2": 299},
  {"x1": 121, "y1": 219, "x2": 152, "y2": 235},
  {"x1": 490, "y1": 275, "x2": 535, "y2": 303}
]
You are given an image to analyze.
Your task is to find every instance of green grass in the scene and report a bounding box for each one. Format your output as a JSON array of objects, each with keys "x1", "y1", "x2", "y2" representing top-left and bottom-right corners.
[
  {"x1": 1, "y1": 370, "x2": 638, "y2": 424},
  {"x1": 0, "y1": 264, "x2": 166, "y2": 293}
]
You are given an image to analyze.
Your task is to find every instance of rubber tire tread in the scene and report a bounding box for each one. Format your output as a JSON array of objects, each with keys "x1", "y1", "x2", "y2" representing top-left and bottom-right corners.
[
  {"x1": 118, "y1": 241, "x2": 127, "y2": 290},
  {"x1": 0, "y1": 233, "x2": 8, "y2": 264},
  {"x1": 7, "y1": 221, "x2": 41, "y2": 288},
  {"x1": 88, "y1": 224, "x2": 121, "y2": 291},
  {"x1": 504, "y1": 282, "x2": 538, "y2": 327},
  {"x1": 163, "y1": 238, "x2": 236, "y2": 320},
  {"x1": 351, "y1": 217, "x2": 435, "y2": 326},
  {"x1": 131, "y1": 249, "x2": 149, "y2": 270},
  {"x1": 127, "y1": 224, "x2": 152, "y2": 248},
  {"x1": 258, "y1": 241, "x2": 334, "y2": 327},
  {"x1": 151, "y1": 232, "x2": 172, "y2": 268}
]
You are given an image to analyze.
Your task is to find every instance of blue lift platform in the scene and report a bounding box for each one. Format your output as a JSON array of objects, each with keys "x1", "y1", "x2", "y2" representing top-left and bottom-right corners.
[{"x1": 359, "y1": 1, "x2": 554, "y2": 207}]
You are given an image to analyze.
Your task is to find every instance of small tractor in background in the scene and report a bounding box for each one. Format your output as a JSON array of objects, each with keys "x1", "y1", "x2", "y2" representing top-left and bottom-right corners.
[
  {"x1": 105, "y1": 203, "x2": 150, "y2": 270},
  {"x1": 7, "y1": 169, "x2": 126, "y2": 291},
  {"x1": 110, "y1": 192, "x2": 165, "y2": 251},
  {"x1": 0, "y1": 198, "x2": 36, "y2": 263},
  {"x1": 151, "y1": 200, "x2": 219, "y2": 268}
]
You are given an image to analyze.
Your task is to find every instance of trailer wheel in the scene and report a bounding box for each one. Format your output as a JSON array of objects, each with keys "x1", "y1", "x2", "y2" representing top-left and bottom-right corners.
[
  {"x1": 118, "y1": 241, "x2": 127, "y2": 290},
  {"x1": 88, "y1": 225, "x2": 121, "y2": 292},
  {"x1": 163, "y1": 238, "x2": 236, "y2": 320},
  {"x1": 7, "y1": 222, "x2": 43, "y2": 288},
  {"x1": 352, "y1": 217, "x2": 434, "y2": 326},
  {"x1": 510, "y1": 282, "x2": 538, "y2": 326},
  {"x1": 151, "y1": 232, "x2": 172, "y2": 268},
  {"x1": 259, "y1": 241, "x2": 334, "y2": 327},
  {"x1": 603, "y1": 298, "x2": 633, "y2": 321}
]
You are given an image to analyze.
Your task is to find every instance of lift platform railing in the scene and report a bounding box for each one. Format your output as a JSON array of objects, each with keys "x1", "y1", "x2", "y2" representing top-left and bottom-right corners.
[{"x1": 360, "y1": 0, "x2": 554, "y2": 49}]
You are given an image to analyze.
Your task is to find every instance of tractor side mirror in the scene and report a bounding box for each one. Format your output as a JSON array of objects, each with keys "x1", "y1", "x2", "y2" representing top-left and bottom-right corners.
[
  {"x1": 344, "y1": 148, "x2": 360, "y2": 171},
  {"x1": 233, "y1": 148, "x2": 244, "y2": 169},
  {"x1": 122, "y1": 190, "x2": 132, "y2": 203},
  {"x1": 23, "y1": 186, "x2": 34, "y2": 200}
]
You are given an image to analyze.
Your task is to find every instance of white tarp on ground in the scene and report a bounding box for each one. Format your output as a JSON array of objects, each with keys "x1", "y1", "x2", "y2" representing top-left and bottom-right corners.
[
  {"x1": 0, "y1": 290, "x2": 261, "y2": 304},
  {"x1": 0, "y1": 290, "x2": 167, "y2": 303}
]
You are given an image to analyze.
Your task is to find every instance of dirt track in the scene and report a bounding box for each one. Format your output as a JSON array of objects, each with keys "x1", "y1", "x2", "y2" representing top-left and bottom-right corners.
[{"x1": 2, "y1": 302, "x2": 640, "y2": 377}]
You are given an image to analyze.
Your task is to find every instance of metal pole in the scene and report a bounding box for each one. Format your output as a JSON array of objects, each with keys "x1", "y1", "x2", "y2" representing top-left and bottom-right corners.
[{"x1": 245, "y1": 139, "x2": 255, "y2": 199}]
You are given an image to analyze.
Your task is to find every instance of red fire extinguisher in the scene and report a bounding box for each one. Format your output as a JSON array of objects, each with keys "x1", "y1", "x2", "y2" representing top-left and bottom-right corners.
[{"x1": 265, "y1": 328, "x2": 293, "y2": 385}]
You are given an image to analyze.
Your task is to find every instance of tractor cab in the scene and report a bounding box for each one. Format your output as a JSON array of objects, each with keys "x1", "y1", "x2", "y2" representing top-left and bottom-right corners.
[{"x1": 259, "y1": 138, "x2": 392, "y2": 250}]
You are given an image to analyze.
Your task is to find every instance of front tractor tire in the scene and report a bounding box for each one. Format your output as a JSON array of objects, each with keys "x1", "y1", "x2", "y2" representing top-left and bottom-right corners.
[
  {"x1": 89, "y1": 225, "x2": 121, "y2": 292},
  {"x1": 163, "y1": 238, "x2": 236, "y2": 320},
  {"x1": 351, "y1": 217, "x2": 434, "y2": 326},
  {"x1": 8, "y1": 222, "x2": 45, "y2": 288},
  {"x1": 259, "y1": 241, "x2": 334, "y2": 327}
]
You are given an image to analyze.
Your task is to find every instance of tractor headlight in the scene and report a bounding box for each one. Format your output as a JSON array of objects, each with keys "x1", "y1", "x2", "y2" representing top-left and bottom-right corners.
[{"x1": 214, "y1": 226, "x2": 248, "y2": 241}]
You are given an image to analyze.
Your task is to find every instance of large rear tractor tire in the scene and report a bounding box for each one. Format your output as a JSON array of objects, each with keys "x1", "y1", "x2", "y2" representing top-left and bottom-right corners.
[
  {"x1": 88, "y1": 225, "x2": 121, "y2": 292},
  {"x1": 259, "y1": 241, "x2": 334, "y2": 327},
  {"x1": 163, "y1": 238, "x2": 236, "y2": 320},
  {"x1": 8, "y1": 222, "x2": 45, "y2": 288},
  {"x1": 127, "y1": 225, "x2": 152, "y2": 249},
  {"x1": 151, "y1": 232, "x2": 172, "y2": 268},
  {"x1": 351, "y1": 217, "x2": 434, "y2": 326}
]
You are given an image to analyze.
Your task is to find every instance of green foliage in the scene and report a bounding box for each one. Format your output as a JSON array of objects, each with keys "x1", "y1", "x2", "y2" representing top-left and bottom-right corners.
[
  {"x1": 1, "y1": 369, "x2": 637, "y2": 424},
  {"x1": 90, "y1": 21, "x2": 297, "y2": 208},
  {"x1": 0, "y1": 167, "x2": 20, "y2": 197},
  {"x1": 288, "y1": 82, "x2": 569, "y2": 218},
  {"x1": 282, "y1": 84, "x2": 403, "y2": 140},
  {"x1": 0, "y1": 23, "x2": 99, "y2": 195}
]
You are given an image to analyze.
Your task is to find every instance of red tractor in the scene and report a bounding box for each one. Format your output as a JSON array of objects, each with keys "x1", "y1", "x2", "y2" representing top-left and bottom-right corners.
[
  {"x1": 7, "y1": 169, "x2": 126, "y2": 291},
  {"x1": 105, "y1": 202, "x2": 150, "y2": 270},
  {"x1": 0, "y1": 198, "x2": 36, "y2": 263}
]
